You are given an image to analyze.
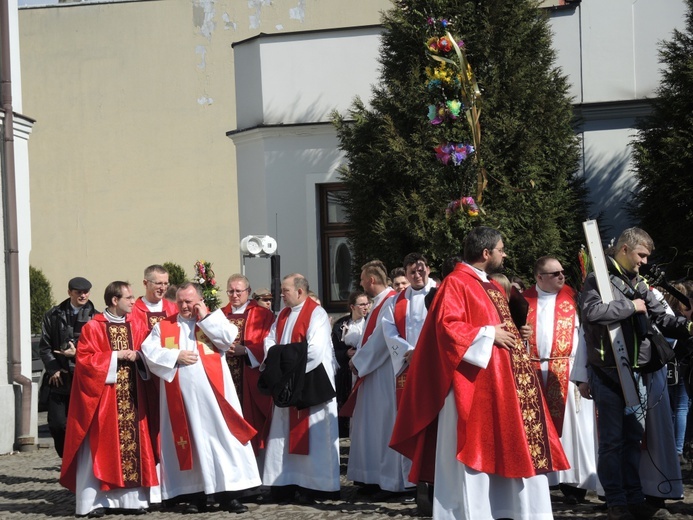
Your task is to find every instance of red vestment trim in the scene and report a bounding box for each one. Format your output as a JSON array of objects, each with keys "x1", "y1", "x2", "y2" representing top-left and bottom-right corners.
[
  {"x1": 221, "y1": 301, "x2": 274, "y2": 452},
  {"x1": 272, "y1": 297, "x2": 319, "y2": 454},
  {"x1": 159, "y1": 319, "x2": 194, "y2": 471},
  {"x1": 524, "y1": 285, "x2": 577, "y2": 437},
  {"x1": 339, "y1": 290, "x2": 396, "y2": 417},
  {"x1": 159, "y1": 316, "x2": 258, "y2": 470},
  {"x1": 59, "y1": 314, "x2": 157, "y2": 493},
  {"x1": 480, "y1": 280, "x2": 554, "y2": 473},
  {"x1": 393, "y1": 290, "x2": 409, "y2": 407}
]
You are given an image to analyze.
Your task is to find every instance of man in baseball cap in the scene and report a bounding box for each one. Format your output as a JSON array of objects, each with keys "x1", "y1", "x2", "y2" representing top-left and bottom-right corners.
[{"x1": 39, "y1": 276, "x2": 97, "y2": 457}]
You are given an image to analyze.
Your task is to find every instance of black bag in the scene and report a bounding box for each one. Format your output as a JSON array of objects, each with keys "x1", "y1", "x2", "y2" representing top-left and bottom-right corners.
[{"x1": 638, "y1": 325, "x2": 676, "y2": 374}]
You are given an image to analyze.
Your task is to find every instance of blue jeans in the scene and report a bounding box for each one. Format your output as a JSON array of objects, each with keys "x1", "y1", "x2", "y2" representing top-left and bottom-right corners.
[
  {"x1": 668, "y1": 379, "x2": 690, "y2": 455},
  {"x1": 588, "y1": 366, "x2": 644, "y2": 507}
]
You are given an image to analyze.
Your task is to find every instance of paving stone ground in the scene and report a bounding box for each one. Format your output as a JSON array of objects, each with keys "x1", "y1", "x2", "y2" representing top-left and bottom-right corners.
[{"x1": 0, "y1": 413, "x2": 692, "y2": 519}]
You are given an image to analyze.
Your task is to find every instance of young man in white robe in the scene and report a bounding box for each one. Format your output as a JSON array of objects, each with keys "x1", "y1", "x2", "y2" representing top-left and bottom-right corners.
[
  {"x1": 381, "y1": 253, "x2": 436, "y2": 491},
  {"x1": 261, "y1": 274, "x2": 340, "y2": 502},
  {"x1": 139, "y1": 282, "x2": 261, "y2": 514},
  {"x1": 346, "y1": 260, "x2": 403, "y2": 494}
]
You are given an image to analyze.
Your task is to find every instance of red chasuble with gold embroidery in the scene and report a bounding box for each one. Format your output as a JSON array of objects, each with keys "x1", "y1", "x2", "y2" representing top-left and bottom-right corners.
[
  {"x1": 390, "y1": 263, "x2": 568, "y2": 483},
  {"x1": 524, "y1": 285, "x2": 577, "y2": 437},
  {"x1": 221, "y1": 300, "x2": 275, "y2": 451},
  {"x1": 60, "y1": 314, "x2": 158, "y2": 493}
]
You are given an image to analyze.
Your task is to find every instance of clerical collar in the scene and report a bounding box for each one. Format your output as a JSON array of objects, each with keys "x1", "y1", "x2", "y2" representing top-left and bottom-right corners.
[
  {"x1": 232, "y1": 301, "x2": 250, "y2": 314},
  {"x1": 536, "y1": 286, "x2": 558, "y2": 297},
  {"x1": 142, "y1": 297, "x2": 163, "y2": 312},
  {"x1": 465, "y1": 262, "x2": 489, "y2": 282},
  {"x1": 290, "y1": 300, "x2": 305, "y2": 313},
  {"x1": 103, "y1": 309, "x2": 126, "y2": 323}
]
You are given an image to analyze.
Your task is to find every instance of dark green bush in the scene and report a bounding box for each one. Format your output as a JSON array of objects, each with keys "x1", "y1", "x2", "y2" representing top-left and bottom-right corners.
[
  {"x1": 30, "y1": 266, "x2": 54, "y2": 334},
  {"x1": 163, "y1": 262, "x2": 188, "y2": 286}
]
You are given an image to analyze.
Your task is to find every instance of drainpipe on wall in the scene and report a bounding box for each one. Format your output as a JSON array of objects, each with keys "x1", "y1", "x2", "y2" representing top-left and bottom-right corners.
[{"x1": 0, "y1": 0, "x2": 34, "y2": 452}]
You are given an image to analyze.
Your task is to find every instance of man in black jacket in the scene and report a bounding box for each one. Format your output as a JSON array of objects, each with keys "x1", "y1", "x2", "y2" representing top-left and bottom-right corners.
[
  {"x1": 577, "y1": 228, "x2": 692, "y2": 520},
  {"x1": 39, "y1": 277, "x2": 97, "y2": 457}
]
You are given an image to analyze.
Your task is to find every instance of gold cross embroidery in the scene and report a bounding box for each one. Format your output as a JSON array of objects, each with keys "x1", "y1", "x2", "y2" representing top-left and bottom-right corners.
[
  {"x1": 164, "y1": 336, "x2": 179, "y2": 350},
  {"x1": 176, "y1": 436, "x2": 188, "y2": 449}
]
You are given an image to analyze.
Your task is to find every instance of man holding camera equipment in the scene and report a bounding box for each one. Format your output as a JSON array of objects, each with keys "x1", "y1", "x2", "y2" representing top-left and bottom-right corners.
[
  {"x1": 39, "y1": 276, "x2": 97, "y2": 457},
  {"x1": 576, "y1": 227, "x2": 693, "y2": 520}
]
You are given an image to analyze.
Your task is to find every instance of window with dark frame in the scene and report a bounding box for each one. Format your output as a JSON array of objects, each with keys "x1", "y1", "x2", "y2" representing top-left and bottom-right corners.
[{"x1": 318, "y1": 183, "x2": 356, "y2": 313}]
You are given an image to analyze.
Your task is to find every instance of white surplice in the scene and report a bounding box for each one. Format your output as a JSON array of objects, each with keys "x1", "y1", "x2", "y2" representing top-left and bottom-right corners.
[
  {"x1": 534, "y1": 287, "x2": 600, "y2": 490},
  {"x1": 347, "y1": 287, "x2": 410, "y2": 492},
  {"x1": 140, "y1": 310, "x2": 261, "y2": 499},
  {"x1": 382, "y1": 279, "x2": 436, "y2": 376},
  {"x1": 380, "y1": 279, "x2": 435, "y2": 489},
  {"x1": 261, "y1": 301, "x2": 340, "y2": 492}
]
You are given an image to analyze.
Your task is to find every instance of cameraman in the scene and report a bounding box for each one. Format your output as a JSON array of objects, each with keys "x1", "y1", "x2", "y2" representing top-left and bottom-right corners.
[{"x1": 39, "y1": 277, "x2": 97, "y2": 457}]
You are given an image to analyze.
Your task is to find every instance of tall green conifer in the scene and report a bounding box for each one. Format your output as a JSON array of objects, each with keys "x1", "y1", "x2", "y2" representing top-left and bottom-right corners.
[
  {"x1": 631, "y1": 0, "x2": 693, "y2": 278},
  {"x1": 334, "y1": 0, "x2": 587, "y2": 280}
]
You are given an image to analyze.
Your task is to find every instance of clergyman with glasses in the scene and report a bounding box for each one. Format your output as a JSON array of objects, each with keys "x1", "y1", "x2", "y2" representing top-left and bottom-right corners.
[
  {"x1": 391, "y1": 226, "x2": 568, "y2": 519},
  {"x1": 221, "y1": 273, "x2": 276, "y2": 453},
  {"x1": 132, "y1": 264, "x2": 177, "y2": 331}
]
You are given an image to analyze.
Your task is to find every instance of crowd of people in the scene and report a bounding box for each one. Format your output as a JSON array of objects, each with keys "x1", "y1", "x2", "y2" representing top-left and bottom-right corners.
[{"x1": 38, "y1": 225, "x2": 693, "y2": 520}]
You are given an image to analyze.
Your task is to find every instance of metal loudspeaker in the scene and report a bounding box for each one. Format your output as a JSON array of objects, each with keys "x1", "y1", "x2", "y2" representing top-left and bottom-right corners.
[{"x1": 240, "y1": 235, "x2": 277, "y2": 256}]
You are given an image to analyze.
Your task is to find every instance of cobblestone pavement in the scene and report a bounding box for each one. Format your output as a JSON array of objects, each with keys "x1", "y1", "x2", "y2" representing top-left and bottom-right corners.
[{"x1": 1, "y1": 415, "x2": 692, "y2": 519}]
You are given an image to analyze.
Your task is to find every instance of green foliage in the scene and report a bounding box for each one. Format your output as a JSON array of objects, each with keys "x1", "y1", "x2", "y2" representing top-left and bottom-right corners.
[
  {"x1": 334, "y1": 0, "x2": 588, "y2": 281},
  {"x1": 630, "y1": 0, "x2": 693, "y2": 278},
  {"x1": 163, "y1": 262, "x2": 188, "y2": 286},
  {"x1": 30, "y1": 266, "x2": 54, "y2": 335}
]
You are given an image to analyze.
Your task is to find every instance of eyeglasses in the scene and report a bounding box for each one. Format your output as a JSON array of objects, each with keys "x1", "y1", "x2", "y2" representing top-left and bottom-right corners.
[
  {"x1": 227, "y1": 289, "x2": 249, "y2": 295},
  {"x1": 540, "y1": 270, "x2": 565, "y2": 277},
  {"x1": 492, "y1": 248, "x2": 506, "y2": 254},
  {"x1": 147, "y1": 281, "x2": 170, "y2": 288}
]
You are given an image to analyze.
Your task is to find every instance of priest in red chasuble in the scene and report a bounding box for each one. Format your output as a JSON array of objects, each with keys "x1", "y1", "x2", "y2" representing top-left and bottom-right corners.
[
  {"x1": 60, "y1": 282, "x2": 158, "y2": 518},
  {"x1": 132, "y1": 264, "x2": 177, "y2": 331},
  {"x1": 221, "y1": 274, "x2": 274, "y2": 452},
  {"x1": 390, "y1": 227, "x2": 568, "y2": 520},
  {"x1": 130, "y1": 264, "x2": 178, "y2": 478}
]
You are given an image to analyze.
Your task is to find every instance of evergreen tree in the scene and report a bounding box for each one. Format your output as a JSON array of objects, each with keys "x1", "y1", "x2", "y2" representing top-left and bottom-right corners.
[
  {"x1": 631, "y1": 0, "x2": 693, "y2": 278},
  {"x1": 30, "y1": 266, "x2": 54, "y2": 335},
  {"x1": 334, "y1": 0, "x2": 587, "y2": 281}
]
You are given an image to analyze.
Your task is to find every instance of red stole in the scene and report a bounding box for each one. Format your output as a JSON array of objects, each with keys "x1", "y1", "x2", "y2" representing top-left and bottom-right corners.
[
  {"x1": 159, "y1": 316, "x2": 257, "y2": 470},
  {"x1": 339, "y1": 289, "x2": 396, "y2": 417},
  {"x1": 393, "y1": 290, "x2": 409, "y2": 407},
  {"x1": 273, "y1": 297, "x2": 320, "y2": 454},
  {"x1": 524, "y1": 285, "x2": 577, "y2": 437}
]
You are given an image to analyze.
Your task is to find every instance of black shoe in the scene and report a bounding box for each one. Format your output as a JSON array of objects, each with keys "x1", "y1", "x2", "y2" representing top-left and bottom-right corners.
[
  {"x1": 132, "y1": 508, "x2": 148, "y2": 515},
  {"x1": 224, "y1": 499, "x2": 248, "y2": 514},
  {"x1": 607, "y1": 506, "x2": 635, "y2": 520},
  {"x1": 87, "y1": 508, "x2": 105, "y2": 519},
  {"x1": 183, "y1": 500, "x2": 208, "y2": 514},
  {"x1": 356, "y1": 484, "x2": 381, "y2": 496}
]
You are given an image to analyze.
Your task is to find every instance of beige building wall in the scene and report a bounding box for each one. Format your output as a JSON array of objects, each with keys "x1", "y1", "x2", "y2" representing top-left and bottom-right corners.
[{"x1": 19, "y1": 0, "x2": 392, "y2": 299}]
